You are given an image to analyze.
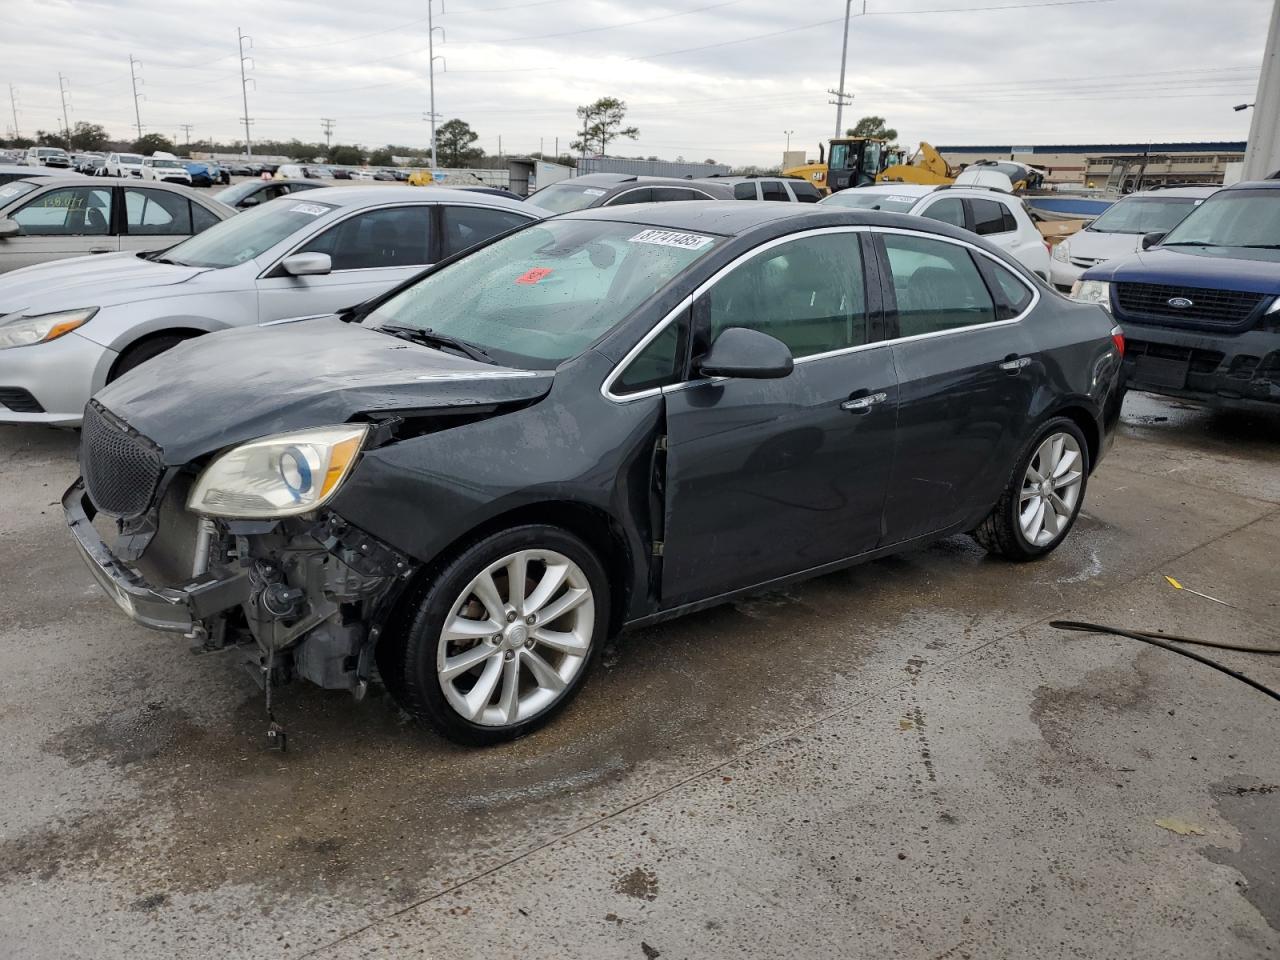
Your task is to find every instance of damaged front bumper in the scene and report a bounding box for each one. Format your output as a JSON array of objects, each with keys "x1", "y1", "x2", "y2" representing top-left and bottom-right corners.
[
  {"x1": 64, "y1": 478, "x2": 417, "y2": 693},
  {"x1": 64, "y1": 480, "x2": 249, "y2": 632}
]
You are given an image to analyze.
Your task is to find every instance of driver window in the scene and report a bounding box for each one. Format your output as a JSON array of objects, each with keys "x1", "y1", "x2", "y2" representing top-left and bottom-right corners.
[
  {"x1": 12, "y1": 187, "x2": 112, "y2": 236},
  {"x1": 700, "y1": 233, "x2": 867, "y2": 358}
]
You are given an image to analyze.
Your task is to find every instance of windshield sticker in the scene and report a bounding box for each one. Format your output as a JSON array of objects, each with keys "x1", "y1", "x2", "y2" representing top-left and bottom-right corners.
[
  {"x1": 887, "y1": 195, "x2": 918, "y2": 204},
  {"x1": 582, "y1": 188, "x2": 607, "y2": 197},
  {"x1": 628, "y1": 229, "x2": 713, "y2": 250},
  {"x1": 515, "y1": 267, "x2": 553, "y2": 285},
  {"x1": 290, "y1": 202, "x2": 329, "y2": 216}
]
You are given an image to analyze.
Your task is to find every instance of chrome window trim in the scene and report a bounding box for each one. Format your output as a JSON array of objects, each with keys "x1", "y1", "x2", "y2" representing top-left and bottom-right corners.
[{"x1": 600, "y1": 224, "x2": 1039, "y2": 404}]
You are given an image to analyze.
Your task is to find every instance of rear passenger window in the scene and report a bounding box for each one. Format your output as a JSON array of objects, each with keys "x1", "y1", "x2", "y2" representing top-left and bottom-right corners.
[
  {"x1": 125, "y1": 188, "x2": 193, "y2": 236},
  {"x1": 986, "y1": 260, "x2": 1034, "y2": 317},
  {"x1": 441, "y1": 205, "x2": 530, "y2": 258},
  {"x1": 614, "y1": 322, "x2": 686, "y2": 395},
  {"x1": 606, "y1": 188, "x2": 653, "y2": 206},
  {"x1": 921, "y1": 197, "x2": 965, "y2": 228},
  {"x1": 1001, "y1": 206, "x2": 1018, "y2": 233},
  {"x1": 733, "y1": 182, "x2": 757, "y2": 200},
  {"x1": 300, "y1": 205, "x2": 430, "y2": 270},
  {"x1": 651, "y1": 188, "x2": 703, "y2": 202},
  {"x1": 701, "y1": 232, "x2": 867, "y2": 358},
  {"x1": 191, "y1": 202, "x2": 220, "y2": 234},
  {"x1": 971, "y1": 198, "x2": 1012, "y2": 236},
  {"x1": 760, "y1": 180, "x2": 789, "y2": 202},
  {"x1": 881, "y1": 233, "x2": 996, "y2": 337},
  {"x1": 789, "y1": 181, "x2": 822, "y2": 203}
]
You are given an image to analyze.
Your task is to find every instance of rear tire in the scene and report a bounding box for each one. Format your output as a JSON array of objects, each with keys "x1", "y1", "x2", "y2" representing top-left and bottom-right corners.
[
  {"x1": 393, "y1": 525, "x2": 609, "y2": 746},
  {"x1": 110, "y1": 335, "x2": 191, "y2": 382},
  {"x1": 973, "y1": 416, "x2": 1090, "y2": 561}
]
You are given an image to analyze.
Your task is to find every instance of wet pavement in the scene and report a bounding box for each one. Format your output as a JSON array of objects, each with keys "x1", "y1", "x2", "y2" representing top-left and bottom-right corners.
[{"x1": 0, "y1": 392, "x2": 1277, "y2": 958}]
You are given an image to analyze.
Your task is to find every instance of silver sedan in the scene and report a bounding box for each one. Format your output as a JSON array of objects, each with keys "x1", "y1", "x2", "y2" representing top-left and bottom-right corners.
[{"x1": 0, "y1": 186, "x2": 544, "y2": 425}]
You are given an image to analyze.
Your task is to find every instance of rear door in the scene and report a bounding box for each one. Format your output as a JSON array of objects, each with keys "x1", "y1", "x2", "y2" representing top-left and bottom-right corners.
[
  {"x1": 254, "y1": 203, "x2": 434, "y2": 321},
  {"x1": 119, "y1": 186, "x2": 199, "y2": 254},
  {"x1": 658, "y1": 228, "x2": 899, "y2": 606},
  {"x1": 438, "y1": 204, "x2": 536, "y2": 259},
  {"x1": 875, "y1": 229, "x2": 1042, "y2": 543},
  {"x1": 0, "y1": 184, "x2": 117, "y2": 272}
]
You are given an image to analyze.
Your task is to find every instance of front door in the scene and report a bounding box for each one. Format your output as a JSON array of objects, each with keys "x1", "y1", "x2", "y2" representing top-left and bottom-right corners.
[
  {"x1": 0, "y1": 184, "x2": 117, "y2": 273},
  {"x1": 254, "y1": 204, "x2": 434, "y2": 322},
  {"x1": 660, "y1": 230, "x2": 898, "y2": 607},
  {"x1": 875, "y1": 230, "x2": 1040, "y2": 543}
]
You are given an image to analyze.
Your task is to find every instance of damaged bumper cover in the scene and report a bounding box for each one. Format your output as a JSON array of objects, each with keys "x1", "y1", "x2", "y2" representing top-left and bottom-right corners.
[{"x1": 64, "y1": 480, "x2": 250, "y2": 632}]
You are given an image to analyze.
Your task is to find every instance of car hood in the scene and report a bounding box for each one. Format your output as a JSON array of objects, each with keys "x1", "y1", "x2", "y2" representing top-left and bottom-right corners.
[
  {"x1": 1082, "y1": 246, "x2": 1280, "y2": 295},
  {"x1": 94, "y1": 316, "x2": 555, "y2": 465},
  {"x1": 1063, "y1": 229, "x2": 1142, "y2": 261},
  {"x1": 0, "y1": 252, "x2": 209, "y2": 314}
]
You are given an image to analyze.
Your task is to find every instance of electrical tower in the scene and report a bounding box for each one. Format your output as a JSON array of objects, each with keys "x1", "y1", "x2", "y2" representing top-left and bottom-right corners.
[
  {"x1": 129, "y1": 55, "x2": 145, "y2": 141},
  {"x1": 238, "y1": 28, "x2": 255, "y2": 157}
]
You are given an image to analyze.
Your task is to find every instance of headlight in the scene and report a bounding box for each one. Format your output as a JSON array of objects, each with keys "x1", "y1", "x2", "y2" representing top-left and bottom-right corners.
[
  {"x1": 188, "y1": 424, "x2": 368, "y2": 519},
  {"x1": 1051, "y1": 240, "x2": 1070, "y2": 263},
  {"x1": 1069, "y1": 279, "x2": 1111, "y2": 311},
  {"x1": 0, "y1": 307, "x2": 98, "y2": 350}
]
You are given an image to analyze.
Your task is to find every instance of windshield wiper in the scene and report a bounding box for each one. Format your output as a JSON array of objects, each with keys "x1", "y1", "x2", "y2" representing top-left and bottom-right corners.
[
  {"x1": 377, "y1": 324, "x2": 495, "y2": 364},
  {"x1": 1158, "y1": 241, "x2": 1212, "y2": 247},
  {"x1": 1234, "y1": 244, "x2": 1280, "y2": 250}
]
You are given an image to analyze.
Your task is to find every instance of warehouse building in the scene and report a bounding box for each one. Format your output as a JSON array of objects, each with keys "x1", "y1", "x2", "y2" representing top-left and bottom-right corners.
[{"x1": 935, "y1": 142, "x2": 1245, "y2": 188}]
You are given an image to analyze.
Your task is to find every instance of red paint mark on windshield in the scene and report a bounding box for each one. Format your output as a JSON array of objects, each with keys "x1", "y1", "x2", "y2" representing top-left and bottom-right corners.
[{"x1": 515, "y1": 267, "x2": 553, "y2": 285}]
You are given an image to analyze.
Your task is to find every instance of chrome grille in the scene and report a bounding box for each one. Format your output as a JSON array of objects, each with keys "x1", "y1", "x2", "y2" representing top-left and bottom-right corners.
[
  {"x1": 80, "y1": 401, "x2": 164, "y2": 519},
  {"x1": 1114, "y1": 282, "x2": 1266, "y2": 330}
]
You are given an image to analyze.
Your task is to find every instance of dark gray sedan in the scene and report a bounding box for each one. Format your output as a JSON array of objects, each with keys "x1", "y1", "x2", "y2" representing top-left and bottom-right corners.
[{"x1": 66, "y1": 202, "x2": 1124, "y2": 745}]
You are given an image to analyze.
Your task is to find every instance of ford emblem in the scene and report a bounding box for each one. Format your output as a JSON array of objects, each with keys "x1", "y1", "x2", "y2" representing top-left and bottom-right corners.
[{"x1": 1167, "y1": 297, "x2": 1194, "y2": 309}]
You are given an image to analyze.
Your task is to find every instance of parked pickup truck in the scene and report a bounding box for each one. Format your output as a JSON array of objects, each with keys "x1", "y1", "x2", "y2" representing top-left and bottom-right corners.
[{"x1": 1072, "y1": 179, "x2": 1280, "y2": 413}]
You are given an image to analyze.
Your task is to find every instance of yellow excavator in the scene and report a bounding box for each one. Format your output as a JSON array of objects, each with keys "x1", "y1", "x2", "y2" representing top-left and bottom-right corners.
[
  {"x1": 783, "y1": 137, "x2": 892, "y2": 194},
  {"x1": 784, "y1": 138, "x2": 1044, "y2": 195},
  {"x1": 877, "y1": 142, "x2": 1045, "y2": 192}
]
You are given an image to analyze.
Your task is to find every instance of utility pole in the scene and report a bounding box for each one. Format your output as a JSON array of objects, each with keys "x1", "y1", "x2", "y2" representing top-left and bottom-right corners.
[
  {"x1": 427, "y1": 0, "x2": 445, "y2": 168},
  {"x1": 129, "y1": 55, "x2": 144, "y2": 141},
  {"x1": 321, "y1": 118, "x2": 335, "y2": 149},
  {"x1": 498, "y1": 134, "x2": 502, "y2": 158},
  {"x1": 57, "y1": 74, "x2": 71, "y2": 148},
  {"x1": 1243, "y1": 0, "x2": 1280, "y2": 180},
  {"x1": 828, "y1": 0, "x2": 863, "y2": 138},
  {"x1": 237, "y1": 28, "x2": 254, "y2": 158},
  {"x1": 579, "y1": 111, "x2": 590, "y2": 169},
  {"x1": 179, "y1": 123, "x2": 193, "y2": 148},
  {"x1": 8, "y1": 85, "x2": 19, "y2": 142}
]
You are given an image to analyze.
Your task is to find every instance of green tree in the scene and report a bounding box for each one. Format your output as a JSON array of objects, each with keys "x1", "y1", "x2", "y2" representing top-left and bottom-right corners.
[
  {"x1": 437, "y1": 118, "x2": 481, "y2": 167},
  {"x1": 132, "y1": 132, "x2": 175, "y2": 154},
  {"x1": 327, "y1": 144, "x2": 364, "y2": 166},
  {"x1": 69, "y1": 122, "x2": 110, "y2": 151},
  {"x1": 571, "y1": 97, "x2": 639, "y2": 156},
  {"x1": 35, "y1": 129, "x2": 65, "y2": 147},
  {"x1": 369, "y1": 147, "x2": 395, "y2": 166},
  {"x1": 845, "y1": 116, "x2": 898, "y2": 143}
]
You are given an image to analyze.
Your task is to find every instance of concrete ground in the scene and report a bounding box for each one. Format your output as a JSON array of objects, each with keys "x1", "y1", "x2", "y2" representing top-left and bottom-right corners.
[{"x1": 0, "y1": 392, "x2": 1276, "y2": 959}]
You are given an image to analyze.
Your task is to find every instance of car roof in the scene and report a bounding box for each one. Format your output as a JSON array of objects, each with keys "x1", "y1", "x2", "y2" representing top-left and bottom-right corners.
[
  {"x1": 837, "y1": 183, "x2": 935, "y2": 197},
  {"x1": 1122, "y1": 186, "x2": 1220, "y2": 199},
  {"x1": 695, "y1": 175, "x2": 795, "y2": 183},
  {"x1": 0, "y1": 164, "x2": 75, "y2": 177},
  {"x1": 287, "y1": 184, "x2": 538, "y2": 212},
  {"x1": 1223, "y1": 180, "x2": 1280, "y2": 191},
  {"x1": 26, "y1": 176, "x2": 194, "y2": 192},
  {"x1": 562, "y1": 199, "x2": 855, "y2": 234},
  {"x1": 557, "y1": 173, "x2": 726, "y2": 190}
]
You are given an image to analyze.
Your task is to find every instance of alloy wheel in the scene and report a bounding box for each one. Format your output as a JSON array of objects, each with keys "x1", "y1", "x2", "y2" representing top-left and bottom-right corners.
[
  {"x1": 1019, "y1": 432, "x2": 1084, "y2": 547},
  {"x1": 436, "y1": 549, "x2": 595, "y2": 727}
]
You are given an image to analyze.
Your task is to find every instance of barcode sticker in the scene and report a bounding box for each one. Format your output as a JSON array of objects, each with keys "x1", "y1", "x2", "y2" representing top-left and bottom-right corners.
[{"x1": 628, "y1": 229, "x2": 714, "y2": 250}]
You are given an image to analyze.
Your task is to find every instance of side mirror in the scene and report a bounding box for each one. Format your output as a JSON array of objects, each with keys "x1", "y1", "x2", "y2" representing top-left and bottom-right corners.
[
  {"x1": 1141, "y1": 231, "x2": 1167, "y2": 251},
  {"x1": 0, "y1": 219, "x2": 18, "y2": 239},
  {"x1": 698, "y1": 326, "x2": 794, "y2": 380},
  {"x1": 239, "y1": 196, "x2": 260, "y2": 207},
  {"x1": 281, "y1": 252, "x2": 332, "y2": 277}
]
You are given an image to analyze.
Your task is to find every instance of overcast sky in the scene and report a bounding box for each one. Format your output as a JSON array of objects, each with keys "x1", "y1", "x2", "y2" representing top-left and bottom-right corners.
[{"x1": 5, "y1": 0, "x2": 1271, "y2": 165}]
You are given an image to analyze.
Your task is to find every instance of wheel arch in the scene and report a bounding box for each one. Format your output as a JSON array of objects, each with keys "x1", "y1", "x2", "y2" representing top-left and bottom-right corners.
[
  {"x1": 105, "y1": 325, "x2": 210, "y2": 383},
  {"x1": 1045, "y1": 402, "x2": 1102, "y2": 474}
]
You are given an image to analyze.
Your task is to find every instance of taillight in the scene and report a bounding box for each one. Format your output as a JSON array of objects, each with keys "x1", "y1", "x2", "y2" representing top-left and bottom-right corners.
[{"x1": 1110, "y1": 326, "x2": 1125, "y2": 357}]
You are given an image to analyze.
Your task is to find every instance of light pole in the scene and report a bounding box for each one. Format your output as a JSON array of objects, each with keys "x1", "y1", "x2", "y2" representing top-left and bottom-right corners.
[
  {"x1": 784, "y1": 130, "x2": 794, "y2": 151},
  {"x1": 1242, "y1": 0, "x2": 1280, "y2": 181}
]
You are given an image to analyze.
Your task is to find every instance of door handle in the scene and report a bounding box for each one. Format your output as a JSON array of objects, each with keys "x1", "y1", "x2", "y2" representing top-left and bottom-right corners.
[
  {"x1": 89, "y1": 246, "x2": 112, "y2": 254},
  {"x1": 841, "y1": 391, "x2": 888, "y2": 412},
  {"x1": 999, "y1": 356, "x2": 1031, "y2": 373}
]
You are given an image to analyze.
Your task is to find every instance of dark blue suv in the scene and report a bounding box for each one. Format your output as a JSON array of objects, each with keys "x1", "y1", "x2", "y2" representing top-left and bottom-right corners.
[{"x1": 1075, "y1": 180, "x2": 1280, "y2": 412}]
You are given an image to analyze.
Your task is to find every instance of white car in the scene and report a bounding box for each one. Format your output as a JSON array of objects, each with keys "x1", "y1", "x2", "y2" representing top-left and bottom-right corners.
[
  {"x1": 24, "y1": 146, "x2": 73, "y2": 169},
  {"x1": 351, "y1": 169, "x2": 377, "y2": 181},
  {"x1": 0, "y1": 187, "x2": 544, "y2": 424},
  {"x1": 104, "y1": 153, "x2": 145, "y2": 178},
  {"x1": 141, "y1": 156, "x2": 193, "y2": 185},
  {"x1": 1048, "y1": 186, "x2": 1218, "y2": 291},
  {"x1": 820, "y1": 183, "x2": 1052, "y2": 280}
]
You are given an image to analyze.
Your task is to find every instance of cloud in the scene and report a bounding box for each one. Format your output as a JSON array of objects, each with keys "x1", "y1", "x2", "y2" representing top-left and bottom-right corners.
[{"x1": 5, "y1": 0, "x2": 1267, "y2": 165}]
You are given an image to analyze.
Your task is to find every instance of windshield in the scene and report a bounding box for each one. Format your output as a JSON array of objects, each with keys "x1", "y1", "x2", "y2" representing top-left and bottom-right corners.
[
  {"x1": 153, "y1": 159, "x2": 185, "y2": 169},
  {"x1": 37, "y1": 148, "x2": 67, "y2": 158},
  {"x1": 820, "y1": 190, "x2": 918, "y2": 213},
  {"x1": 162, "y1": 198, "x2": 336, "y2": 268},
  {"x1": 119, "y1": 154, "x2": 143, "y2": 165},
  {"x1": 829, "y1": 143, "x2": 850, "y2": 171},
  {"x1": 363, "y1": 219, "x2": 723, "y2": 368},
  {"x1": 213, "y1": 181, "x2": 270, "y2": 205},
  {"x1": 0, "y1": 181, "x2": 38, "y2": 203},
  {"x1": 526, "y1": 182, "x2": 611, "y2": 213},
  {"x1": 1161, "y1": 189, "x2": 1280, "y2": 249},
  {"x1": 1087, "y1": 196, "x2": 1202, "y2": 235}
]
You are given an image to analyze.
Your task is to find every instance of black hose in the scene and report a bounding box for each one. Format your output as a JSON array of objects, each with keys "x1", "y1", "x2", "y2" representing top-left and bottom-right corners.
[{"x1": 1050, "y1": 620, "x2": 1280, "y2": 704}]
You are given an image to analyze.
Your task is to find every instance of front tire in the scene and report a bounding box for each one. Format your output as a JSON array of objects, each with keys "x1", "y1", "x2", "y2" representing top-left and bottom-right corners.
[
  {"x1": 973, "y1": 417, "x2": 1090, "y2": 561},
  {"x1": 109, "y1": 334, "x2": 191, "y2": 382},
  {"x1": 393, "y1": 525, "x2": 609, "y2": 745}
]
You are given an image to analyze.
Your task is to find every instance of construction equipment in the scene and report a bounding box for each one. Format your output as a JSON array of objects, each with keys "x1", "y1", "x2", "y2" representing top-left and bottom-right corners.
[
  {"x1": 782, "y1": 137, "x2": 890, "y2": 195},
  {"x1": 877, "y1": 142, "x2": 1046, "y2": 193}
]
